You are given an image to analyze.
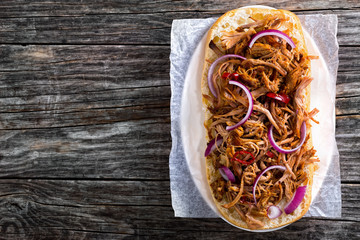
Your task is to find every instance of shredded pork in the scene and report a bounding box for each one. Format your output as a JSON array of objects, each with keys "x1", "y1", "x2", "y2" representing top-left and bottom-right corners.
[{"x1": 206, "y1": 14, "x2": 319, "y2": 228}]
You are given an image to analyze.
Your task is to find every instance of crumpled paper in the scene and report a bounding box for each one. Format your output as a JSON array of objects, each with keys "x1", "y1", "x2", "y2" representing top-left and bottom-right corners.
[{"x1": 169, "y1": 14, "x2": 341, "y2": 219}]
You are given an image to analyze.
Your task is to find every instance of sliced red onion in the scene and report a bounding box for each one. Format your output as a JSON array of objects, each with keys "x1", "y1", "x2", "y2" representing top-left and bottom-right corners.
[
  {"x1": 225, "y1": 80, "x2": 253, "y2": 131},
  {"x1": 207, "y1": 54, "x2": 246, "y2": 98},
  {"x1": 284, "y1": 185, "x2": 307, "y2": 214},
  {"x1": 267, "y1": 205, "x2": 283, "y2": 219},
  {"x1": 268, "y1": 121, "x2": 306, "y2": 154},
  {"x1": 248, "y1": 29, "x2": 296, "y2": 49},
  {"x1": 253, "y1": 165, "x2": 286, "y2": 204},
  {"x1": 204, "y1": 137, "x2": 223, "y2": 157},
  {"x1": 219, "y1": 166, "x2": 236, "y2": 183}
]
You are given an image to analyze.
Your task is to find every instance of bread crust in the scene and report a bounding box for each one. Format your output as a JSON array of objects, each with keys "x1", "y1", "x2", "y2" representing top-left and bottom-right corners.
[{"x1": 202, "y1": 7, "x2": 315, "y2": 230}]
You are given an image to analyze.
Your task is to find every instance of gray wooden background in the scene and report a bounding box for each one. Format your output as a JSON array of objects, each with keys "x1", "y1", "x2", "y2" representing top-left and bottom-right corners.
[{"x1": 0, "y1": 1, "x2": 358, "y2": 239}]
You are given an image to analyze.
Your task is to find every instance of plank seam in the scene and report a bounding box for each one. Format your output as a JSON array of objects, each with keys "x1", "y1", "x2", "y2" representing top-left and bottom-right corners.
[
  {"x1": 0, "y1": 116, "x2": 171, "y2": 130},
  {"x1": 0, "y1": 177, "x2": 171, "y2": 181},
  {"x1": 336, "y1": 113, "x2": 360, "y2": 117}
]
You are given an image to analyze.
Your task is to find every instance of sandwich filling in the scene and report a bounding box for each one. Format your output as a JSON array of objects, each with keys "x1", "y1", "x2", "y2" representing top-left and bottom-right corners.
[{"x1": 204, "y1": 14, "x2": 319, "y2": 229}]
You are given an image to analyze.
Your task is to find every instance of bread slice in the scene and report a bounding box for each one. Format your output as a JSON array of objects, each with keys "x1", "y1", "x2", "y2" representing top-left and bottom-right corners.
[{"x1": 201, "y1": 7, "x2": 315, "y2": 230}]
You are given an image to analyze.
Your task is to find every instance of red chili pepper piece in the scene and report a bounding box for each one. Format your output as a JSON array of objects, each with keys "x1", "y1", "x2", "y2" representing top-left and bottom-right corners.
[
  {"x1": 266, "y1": 92, "x2": 277, "y2": 99},
  {"x1": 231, "y1": 73, "x2": 239, "y2": 81},
  {"x1": 266, "y1": 92, "x2": 291, "y2": 104},
  {"x1": 279, "y1": 94, "x2": 290, "y2": 104},
  {"x1": 222, "y1": 72, "x2": 231, "y2": 79},
  {"x1": 266, "y1": 151, "x2": 275, "y2": 158},
  {"x1": 222, "y1": 72, "x2": 240, "y2": 81},
  {"x1": 232, "y1": 151, "x2": 255, "y2": 165}
]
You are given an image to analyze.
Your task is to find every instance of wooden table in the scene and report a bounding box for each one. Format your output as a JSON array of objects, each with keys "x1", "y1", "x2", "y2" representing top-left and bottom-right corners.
[{"x1": 0, "y1": 1, "x2": 358, "y2": 239}]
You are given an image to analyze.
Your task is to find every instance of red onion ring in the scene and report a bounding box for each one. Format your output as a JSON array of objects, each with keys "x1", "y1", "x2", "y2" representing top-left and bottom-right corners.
[
  {"x1": 225, "y1": 80, "x2": 253, "y2": 131},
  {"x1": 204, "y1": 137, "x2": 223, "y2": 157},
  {"x1": 284, "y1": 185, "x2": 307, "y2": 214},
  {"x1": 268, "y1": 121, "x2": 306, "y2": 154},
  {"x1": 207, "y1": 54, "x2": 246, "y2": 98},
  {"x1": 248, "y1": 29, "x2": 296, "y2": 49},
  {"x1": 267, "y1": 205, "x2": 283, "y2": 219},
  {"x1": 219, "y1": 166, "x2": 236, "y2": 183},
  {"x1": 253, "y1": 165, "x2": 286, "y2": 204}
]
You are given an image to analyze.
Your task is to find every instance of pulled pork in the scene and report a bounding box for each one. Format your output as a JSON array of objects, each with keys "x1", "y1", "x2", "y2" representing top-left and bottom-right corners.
[{"x1": 206, "y1": 14, "x2": 319, "y2": 229}]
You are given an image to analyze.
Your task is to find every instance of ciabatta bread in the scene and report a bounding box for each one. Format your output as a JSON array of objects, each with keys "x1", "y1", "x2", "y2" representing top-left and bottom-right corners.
[{"x1": 201, "y1": 7, "x2": 317, "y2": 230}]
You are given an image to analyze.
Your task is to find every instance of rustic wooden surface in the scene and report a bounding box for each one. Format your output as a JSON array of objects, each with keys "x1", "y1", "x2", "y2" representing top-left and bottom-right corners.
[{"x1": 0, "y1": 1, "x2": 359, "y2": 239}]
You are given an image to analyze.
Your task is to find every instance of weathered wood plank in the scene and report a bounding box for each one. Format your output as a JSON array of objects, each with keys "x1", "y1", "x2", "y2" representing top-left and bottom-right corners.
[
  {"x1": 336, "y1": 116, "x2": 360, "y2": 182},
  {"x1": 0, "y1": 182, "x2": 357, "y2": 239},
  {"x1": 0, "y1": 86, "x2": 170, "y2": 129},
  {"x1": 338, "y1": 149, "x2": 360, "y2": 183},
  {"x1": 0, "y1": 45, "x2": 170, "y2": 75},
  {"x1": 0, "y1": 45, "x2": 170, "y2": 129},
  {"x1": 0, "y1": 86, "x2": 170, "y2": 113},
  {"x1": 0, "y1": 0, "x2": 359, "y2": 17},
  {"x1": 338, "y1": 46, "x2": 360, "y2": 72},
  {"x1": 335, "y1": 11, "x2": 360, "y2": 46},
  {"x1": 0, "y1": 118, "x2": 171, "y2": 179},
  {"x1": 336, "y1": 71, "x2": 360, "y2": 98},
  {"x1": 336, "y1": 96, "x2": 360, "y2": 116},
  {"x1": 341, "y1": 183, "x2": 360, "y2": 221},
  {"x1": 0, "y1": 179, "x2": 171, "y2": 206},
  {"x1": 0, "y1": 11, "x2": 359, "y2": 45}
]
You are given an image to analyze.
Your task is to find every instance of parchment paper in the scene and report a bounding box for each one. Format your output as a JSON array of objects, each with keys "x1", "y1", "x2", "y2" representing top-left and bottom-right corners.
[{"x1": 169, "y1": 13, "x2": 340, "y2": 220}]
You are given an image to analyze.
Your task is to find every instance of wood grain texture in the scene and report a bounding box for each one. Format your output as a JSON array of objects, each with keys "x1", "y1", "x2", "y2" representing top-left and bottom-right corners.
[
  {"x1": 0, "y1": 118, "x2": 171, "y2": 179},
  {"x1": 0, "y1": 0, "x2": 358, "y2": 238},
  {"x1": 0, "y1": 11, "x2": 359, "y2": 45},
  {"x1": 336, "y1": 116, "x2": 360, "y2": 183},
  {"x1": 0, "y1": 45, "x2": 170, "y2": 129},
  {"x1": 336, "y1": 97, "x2": 360, "y2": 115},
  {"x1": 0, "y1": 179, "x2": 171, "y2": 206},
  {"x1": 0, "y1": 0, "x2": 359, "y2": 17},
  {"x1": 336, "y1": 71, "x2": 360, "y2": 98},
  {"x1": 0, "y1": 180, "x2": 357, "y2": 239}
]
